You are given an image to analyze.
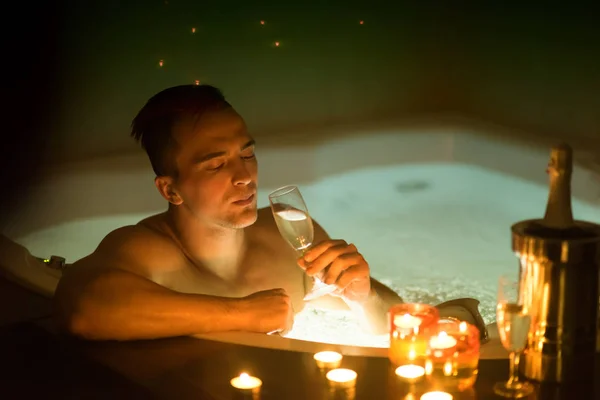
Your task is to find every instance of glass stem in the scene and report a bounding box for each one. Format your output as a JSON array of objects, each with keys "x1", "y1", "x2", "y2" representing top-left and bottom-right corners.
[{"x1": 508, "y1": 351, "x2": 521, "y2": 386}]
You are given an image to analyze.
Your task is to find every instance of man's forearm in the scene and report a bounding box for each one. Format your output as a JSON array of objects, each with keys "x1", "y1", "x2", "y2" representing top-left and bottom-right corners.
[
  {"x1": 55, "y1": 268, "x2": 246, "y2": 341},
  {"x1": 344, "y1": 278, "x2": 404, "y2": 334}
]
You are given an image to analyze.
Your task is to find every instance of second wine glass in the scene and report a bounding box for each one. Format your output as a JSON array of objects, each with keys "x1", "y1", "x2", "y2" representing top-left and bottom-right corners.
[
  {"x1": 268, "y1": 185, "x2": 337, "y2": 301},
  {"x1": 493, "y1": 274, "x2": 535, "y2": 398}
]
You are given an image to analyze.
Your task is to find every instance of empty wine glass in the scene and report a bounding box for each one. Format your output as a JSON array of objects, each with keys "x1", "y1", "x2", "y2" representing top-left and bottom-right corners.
[
  {"x1": 268, "y1": 185, "x2": 337, "y2": 301},
  {"x1": 493, "y1": 275, "x2": 535, "y2": 398}
]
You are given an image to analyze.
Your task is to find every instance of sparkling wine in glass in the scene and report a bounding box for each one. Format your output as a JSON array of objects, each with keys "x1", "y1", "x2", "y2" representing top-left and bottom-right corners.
[
  {"x1": 268, "y1": 185, "x2": 337, "y2": 301},
  {"x1": 493, "y1": 275, "x2": 535, "y2": 398}
]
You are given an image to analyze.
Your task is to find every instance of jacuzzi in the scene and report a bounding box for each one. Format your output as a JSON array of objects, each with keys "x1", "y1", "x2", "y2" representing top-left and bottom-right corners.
[{"x1": 2, "y1": 118, "x2": 599, "y2": 360}]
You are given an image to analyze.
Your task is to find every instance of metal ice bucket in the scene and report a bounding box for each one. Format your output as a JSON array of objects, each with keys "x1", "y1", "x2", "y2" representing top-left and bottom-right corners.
[{"x1": 512, "y1": 220, "x2": 600, "y2": 383}]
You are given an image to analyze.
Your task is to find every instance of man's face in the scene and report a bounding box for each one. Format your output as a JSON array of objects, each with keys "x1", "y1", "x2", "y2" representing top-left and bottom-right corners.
[{"x1": 168, "y1": 107, "x2": 258, "y2": 229}]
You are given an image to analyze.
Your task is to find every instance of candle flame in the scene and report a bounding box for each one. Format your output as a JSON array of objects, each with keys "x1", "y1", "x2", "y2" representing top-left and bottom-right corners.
[
  {"x1": 459, "y1": 321, "x2": 467, "y2": 332},
  {"x1": 240, "y1": 372, "x2": 249, "y2": 380}
]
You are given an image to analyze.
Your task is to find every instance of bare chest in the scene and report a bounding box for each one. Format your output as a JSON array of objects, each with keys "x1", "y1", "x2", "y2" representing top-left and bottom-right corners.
[{"x1": 155, "y1": 245, "x2": 306, "y2": 312}]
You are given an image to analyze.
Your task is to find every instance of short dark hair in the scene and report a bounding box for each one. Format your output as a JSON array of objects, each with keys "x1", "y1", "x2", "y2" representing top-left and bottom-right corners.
[{"x1": 131, "y1": 84, "x2": 231, "y2": 177}]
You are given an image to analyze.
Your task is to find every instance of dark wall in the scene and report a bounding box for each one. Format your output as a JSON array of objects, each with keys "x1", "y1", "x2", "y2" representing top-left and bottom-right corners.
[
  {"x1": 2, "y1": 2, "x2": 599, "y2": 226},
  {"x1": 35, "y1": 2, "x2": 597, "y2": 162}
]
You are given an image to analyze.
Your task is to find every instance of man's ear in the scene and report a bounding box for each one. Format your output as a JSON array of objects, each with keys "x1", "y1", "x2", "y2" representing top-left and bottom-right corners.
[{"x1": 155, "y1": 176, "x2": 183, "y2": 205}]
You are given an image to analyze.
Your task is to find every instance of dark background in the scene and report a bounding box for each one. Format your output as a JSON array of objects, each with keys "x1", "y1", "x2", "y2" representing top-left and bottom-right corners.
[{"x1": 3, "y1": 1, "x2": 599, "y2": 225}]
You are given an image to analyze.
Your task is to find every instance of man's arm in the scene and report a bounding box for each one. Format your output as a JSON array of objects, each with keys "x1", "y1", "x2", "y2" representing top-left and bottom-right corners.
[
  {"x1": 302, "y1": 221, "x2": 403, "y2": 334},
  {"x1": 54, "y1": 226, "x2": 291, "y2": 341}
]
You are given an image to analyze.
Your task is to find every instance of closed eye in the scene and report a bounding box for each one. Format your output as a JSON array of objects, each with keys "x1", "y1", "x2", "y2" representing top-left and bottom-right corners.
[{"x1": 206, "y1": 163, "x2": 224, "y2": 171}]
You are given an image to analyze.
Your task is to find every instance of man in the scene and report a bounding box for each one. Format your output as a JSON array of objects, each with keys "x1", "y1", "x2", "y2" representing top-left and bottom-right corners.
[{"x1": 54, "y1": 85, "x2": 487, "y2": 341}]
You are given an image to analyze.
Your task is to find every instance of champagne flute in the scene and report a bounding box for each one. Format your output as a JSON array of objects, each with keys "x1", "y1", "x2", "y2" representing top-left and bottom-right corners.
[
  {"x1": 493, "y1": 275, "x2": 535, "y2": 398},
  {"x1": 268, "y1": 185, "x2": 337, "y2": 301}
]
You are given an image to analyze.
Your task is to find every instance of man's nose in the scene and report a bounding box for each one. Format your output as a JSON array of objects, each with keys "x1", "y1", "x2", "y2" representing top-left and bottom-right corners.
[{"x1": 232, "y1": 162, "x2": 252, "y2": 185}]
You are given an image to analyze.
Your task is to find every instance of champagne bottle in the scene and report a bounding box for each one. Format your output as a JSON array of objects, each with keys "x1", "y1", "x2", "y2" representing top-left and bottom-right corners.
[
  {"x1": 542, "y1": 143, "x2": 574, "y2": 229},
  {"x1": 526, "y1": 142, "x2": 593, "y2": 239}
]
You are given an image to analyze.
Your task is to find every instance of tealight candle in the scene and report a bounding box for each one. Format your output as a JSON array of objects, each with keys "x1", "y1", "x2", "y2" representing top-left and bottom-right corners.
[
  {"x1": 425, "y1": 320, "x2": 480, "y2": 391},
  {"x1": 230, "y1": 372, "x2": 262, "y2": 393},
  {"x1": 420, "y1": 391, "x2": 453, "y2": 400},
  {"x1": 429, "y1": 331, "x2": 458, "y2": 350},
  {"x1": 389, "y1": 303, "x2": 440, "y2": 367},
  {"x1": 314, "y1": 351, "x2": 343, "y2": 369},
  {"x1": 394, "y1": 313, "x2": 423, "y2": 330},
  {"x1": 326, "y1": 368, "x2": 357, "y2": 389},
  {"x1": 395, "y1": 364, "x2": 425, "y2": 381}
]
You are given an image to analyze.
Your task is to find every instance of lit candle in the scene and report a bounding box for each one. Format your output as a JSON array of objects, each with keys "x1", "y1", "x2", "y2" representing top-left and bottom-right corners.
[
  {"x1": 230, "y1": 372, "x2": 262, "y2": 393},
  {"x1": 395, "y1": 365, "x2": 425, "y2": 381},
  {"x1": 429, "y1": 331, "x2": 457, "y2": 350},
  {"x1": 420, "y1": 391, "x2": 453, "y2": 400},
  {"x1": 459, "y1": 321, "x2": 467, "y2": 333},
  {"x1": 394, "y1": 313, "x2": 422, "y2": 330},
  {"x1": 326, "y1": 368, "x2": 357, "y2": 389},
  {"x1": 314, "y1": 351, "x2": 343, "y2": 369}
]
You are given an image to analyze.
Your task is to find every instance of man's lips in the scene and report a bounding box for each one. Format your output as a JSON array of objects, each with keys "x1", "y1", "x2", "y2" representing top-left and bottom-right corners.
[{"x1": 233, "y1": 194, "x2": 255, "y2": 205}]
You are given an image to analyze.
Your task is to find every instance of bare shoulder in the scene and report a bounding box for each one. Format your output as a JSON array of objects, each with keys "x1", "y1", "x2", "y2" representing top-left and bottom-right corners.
[{"x1": 70, "y1": 214, "x2": 183, "y2": 279}]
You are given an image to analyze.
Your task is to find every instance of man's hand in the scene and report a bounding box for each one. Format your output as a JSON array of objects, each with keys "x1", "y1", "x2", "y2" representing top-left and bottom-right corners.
[
  {"x1": 298, "y1": 240, "x2": 371, "y2": 302},
  {"x1": 240, "y1": 288, "x2": 294, "y2": 334}
]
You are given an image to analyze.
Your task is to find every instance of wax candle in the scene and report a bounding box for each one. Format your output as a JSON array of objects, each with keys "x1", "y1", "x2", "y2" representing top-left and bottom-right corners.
[
  {"x1": 429, "y1": 331, "x2": 457, "y2": 350},
  {"x1": 420, "y1": 391, "x2": 453, "y2": 400},
  {"x1": 326, "y1": 368, "x2": 357, "y2": 389},
  {"x1": 394, "y1": 313, "x2": 423, "y2": 329},
  {"x1": 389, "y1": 303, "x2": 440, "y2": 366},
  {"x1": 395, "y1": 364, "x2": 425, "y2": 381},
  {"x1": 314, "y1": 351, "x2": 343, "y2": 369},
  {"x1": 230, "y1": 372, "x2": 262, "y2": 393},
  {"x1": 425, "y1": 320, "x2": 480, "y2": 391}
]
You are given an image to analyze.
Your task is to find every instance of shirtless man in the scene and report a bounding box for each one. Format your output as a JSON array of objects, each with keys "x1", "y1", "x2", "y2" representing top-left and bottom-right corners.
[
  {"x1": 53, "y1": 85, "x2": 487, "y2": 342},
  {"x1": 53, "y1": 84, "x2": 408, "y2": 341}
]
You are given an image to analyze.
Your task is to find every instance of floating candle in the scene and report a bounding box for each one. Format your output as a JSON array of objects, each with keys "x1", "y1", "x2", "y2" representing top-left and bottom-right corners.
[
  {"x1": 429, "y1": 331, "x2": 457, "y2": 350},
  {"x1": 395, "y1": 365, "x2": 425, "y2": 380},
  {"x1": 326, "y1": 368, "x2": 357, "y2": 388},
  {"x1": 230, "y1": 372, "x2": 262, "y2": 392},
  {"x1": 314, "y1": 351, "x2": 343, "y2": 369},
  {"x1": 394, "y1": 313, "x2": 423, "y2": 329},
  {"x1": 420, "y1": 391, "x2": 453, "y2": 400}
]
